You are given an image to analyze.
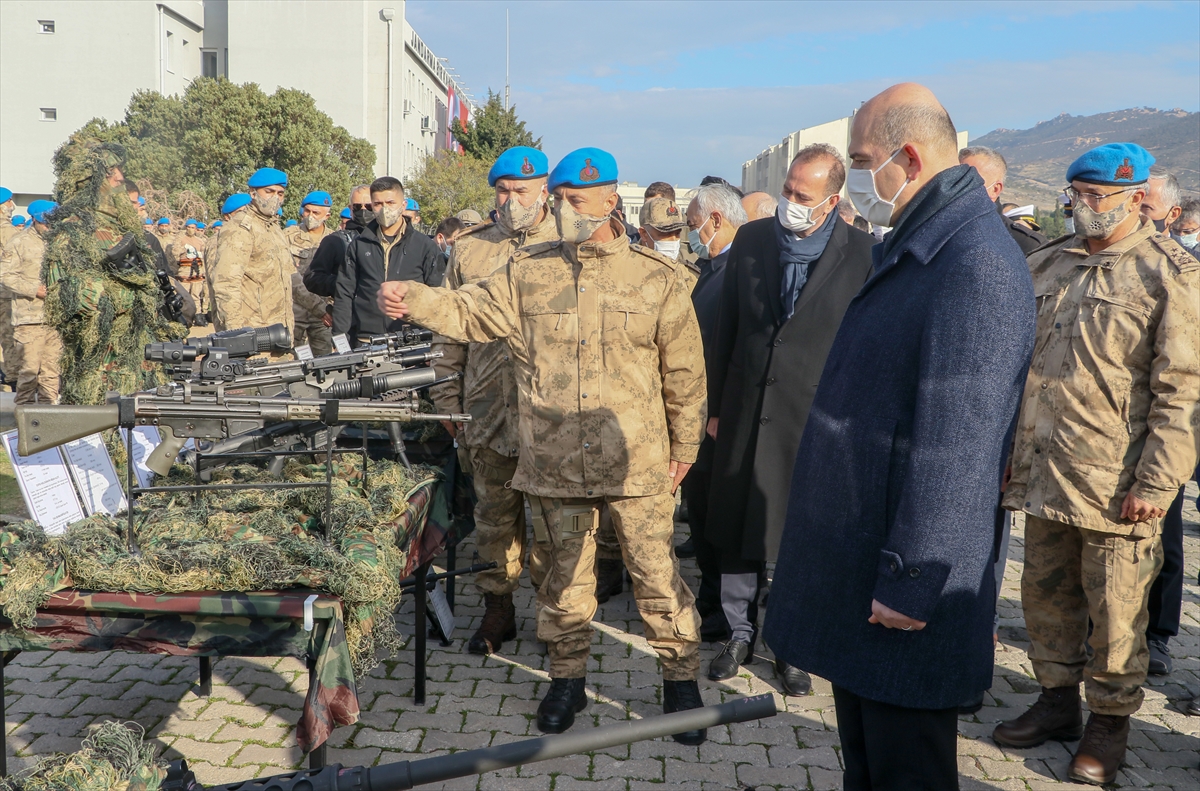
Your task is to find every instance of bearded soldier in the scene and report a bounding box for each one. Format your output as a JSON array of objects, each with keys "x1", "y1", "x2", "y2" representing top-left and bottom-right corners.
[{"x1": 379, "y1": 148, "x2": 709, "y2": 743}]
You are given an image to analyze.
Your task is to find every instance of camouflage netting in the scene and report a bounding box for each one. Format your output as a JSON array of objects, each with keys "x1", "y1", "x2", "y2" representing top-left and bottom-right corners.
[
  {"x1": 0, "y1": 721, "x2": 165, "y2": 791},
  {"x1": 0, "y1": 454, "x2": 435, "y2": 677},
  {"x1": 42, "y1": 136, "x2": 187, "y2": 406}
]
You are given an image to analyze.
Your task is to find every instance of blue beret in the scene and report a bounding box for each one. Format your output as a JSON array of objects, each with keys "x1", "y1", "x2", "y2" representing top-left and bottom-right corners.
[
  {"x1": 549, "y1": 147, "x2": 618, "y2": 191},
  {"x1": 406, "y1": 198, "x2": 419, "y2": 211},
  {"x1": 302, "y1": 190, "x2": 332, "y2": 207},
  {"x1": 212, "y1": 220, "x2": 223, "y2": 228},
  {"x1": 488, "y1": 146, "x2": 549, "y2": 187},
  {"x1": 137, "y1": 196, "x2": 146, "y2": 206},
  {"x1": 284, "y1": 219, "x2": 297, "y2": 227},
  {"x1": 157, "y1": 217, "x2": 171, "y2": 225},
  {"x1": 1067, "y1": 143, "x2": 1155, "y2": 187},
  {"x1": 0, "y1": 187, "x2": 11, "y2": 203},
  {"x1": 247, "y1": 167, "x2": 288, "y2": 188},
  {"x1": 196, "y1": 222, "x2": 206, "y2": 230},
  {"x1": 143, "y1": 218, "x2": 153, "y2": 225},
  {"x1": 340, "y1": 207, "x2": 351, "y2": 219},
  {"x1": 185, "y1": 218, "x2": 197, "y2": 227},
  {"x1": 12, "y1": 215, "x2": 26, "y2": 226},
  {"x1": 221, "y1": 193, "x2": 251, "y2": 214},
  {"x1": 27, "y1": 200, "x2": 57, "y2": 223}
]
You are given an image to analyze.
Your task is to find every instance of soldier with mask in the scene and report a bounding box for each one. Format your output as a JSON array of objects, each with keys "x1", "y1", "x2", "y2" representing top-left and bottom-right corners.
[
  {"x1": 207, "y1": 168, "x2": 293, "y2": 339},
  {"x1": 994, "y1": 144, "x2": 1199, "y2": 785},
  {"x1": 285, "y1": 190, "x2": 335, "y2": 355},
  {"x1": 0, "y1": 186, "x2": 20, "y2": 389},
  {"x1": 379, "y1": 147, "x2": 708, "y2": 743},
  {"x1": 637, "y1": 197, "x2": 694, "y2": 276},
  {"x1": 429, "y1": 147, "x2": 559, "y2": 656},
  {"x1": 0, "y1": 200, "x2": 61, "y2": 403}
]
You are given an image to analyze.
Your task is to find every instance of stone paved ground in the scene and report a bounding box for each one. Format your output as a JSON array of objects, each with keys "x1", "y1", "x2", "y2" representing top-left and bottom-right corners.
[{"x1": 4, "y1": 483, "x2": 1199, "y2": 789}]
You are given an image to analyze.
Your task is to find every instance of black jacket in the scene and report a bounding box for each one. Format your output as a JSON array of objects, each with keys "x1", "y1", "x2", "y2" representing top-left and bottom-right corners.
[
  {"x1": 332, "y1": 219, "x2": 443, "y2": 338},
  {"x1": 688, "y1": 250, "x2": 728, "y2": 473},
  {"x1": 304, "y1": 220, "x2": 363, "y2": 297},
  {"x1": 999, "y1": 204, "x2": 1047, "y2": 254},
  {"x1": 707, "y1": 216, "x2": 874, "y2": 562}
]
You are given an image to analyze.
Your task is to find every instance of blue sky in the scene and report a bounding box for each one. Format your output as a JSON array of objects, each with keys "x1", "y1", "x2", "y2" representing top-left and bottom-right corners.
[{"x1": 408, "y1": 0, "x2": 1200, "y2": 186}]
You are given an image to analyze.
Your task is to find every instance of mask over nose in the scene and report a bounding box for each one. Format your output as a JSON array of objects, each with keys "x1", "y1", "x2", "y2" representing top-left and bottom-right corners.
[
  {"x1": 252, "y1": 193, "x2": 283, "y2": 216},
  {"x1": 301, "y1": 214, "x2": 324, "y2": 231},
  {"x1": 1073, "y1": 197, "x2": 1131, "y2": 239},
  {"x1": 688, "y1": 216, "x2": 712, "y2": 258},
  {"x1": 846, "y1": 148, "x2": 909, "y2": 227},
  {"x1": 497, "y1": 193, "x2": 545, "y2": 234},
  {"x1": 777, "y1": 194, "x2": 832, "y2": 234},
  {"x1": 653, "y1": 239, "x2": 681, "y2": 258},
  {"x1": 375, "y1": 205, "x2": 404, "y2": 230},
  {"x1": 352, "y1": 207, "x2": 374, "y2": 226},
  {"x1": 554, "y1": 200, "x2": 610, "y2": 244}
]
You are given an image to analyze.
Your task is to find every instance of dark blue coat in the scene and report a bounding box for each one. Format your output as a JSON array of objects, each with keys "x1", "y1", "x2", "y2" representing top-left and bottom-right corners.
[{"x1": 762, "y1": 183, "x2": 1035, "y2": 710}]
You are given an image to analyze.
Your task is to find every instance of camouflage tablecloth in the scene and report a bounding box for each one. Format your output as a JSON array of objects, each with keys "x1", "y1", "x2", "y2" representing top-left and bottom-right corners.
[{"x1": 0, "y1": 478, "x2": 445, "y2": 755}]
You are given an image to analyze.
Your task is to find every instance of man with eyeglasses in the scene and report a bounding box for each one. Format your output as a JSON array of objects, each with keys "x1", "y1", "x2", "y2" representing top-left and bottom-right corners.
[
  {"x1": 302, "y1": 185, "x2": 373, "y2": 303},
  {"x1": 995, "y1": 143, "x2": 1200, "y2": 785}
]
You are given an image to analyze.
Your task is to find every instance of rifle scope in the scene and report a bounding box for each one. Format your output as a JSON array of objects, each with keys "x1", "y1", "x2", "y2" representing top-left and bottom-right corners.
[{"x1": 146, "y1": 324, "x2": 292, "y2": 363}]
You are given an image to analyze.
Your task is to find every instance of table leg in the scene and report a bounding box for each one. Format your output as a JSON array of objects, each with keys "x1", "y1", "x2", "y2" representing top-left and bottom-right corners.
[
  {"x1": 197, "y1": 656, "x2": 212, "y2": 697},
  {"x1": 1, "y1": 650, "x2": 19, "y2": 777},
  {"x1": 414, "y1": 560, "x2": 429, "y2": 705},
  {"x1": 446, "y1": 542, "x2": 457, "y2": 613}
]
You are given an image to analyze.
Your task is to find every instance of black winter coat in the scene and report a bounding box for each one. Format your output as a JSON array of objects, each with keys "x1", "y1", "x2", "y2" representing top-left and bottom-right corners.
[
  {"x1": 706, "y1": 216, "x2": 874, "y2": 561},
  {"x1": 304, "y1": 221, "x2": 363, "y2": 297},
  {"x1": 762, "y1": 181, "x2": 1035, "y2": 709},
  {"x1": 332, "y1": 220, "x2": 442, "y2": 338}
]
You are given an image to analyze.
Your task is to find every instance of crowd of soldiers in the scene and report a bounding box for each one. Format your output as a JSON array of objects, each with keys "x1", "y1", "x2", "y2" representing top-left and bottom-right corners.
[{"x1": 0, "y1": 78, "x2": 1198, "y2": 786}]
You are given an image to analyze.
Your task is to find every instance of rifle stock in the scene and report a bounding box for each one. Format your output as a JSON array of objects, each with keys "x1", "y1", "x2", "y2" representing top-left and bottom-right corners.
[{"x1": 15, "y1": 404, "x2": 120, "y2": 457}]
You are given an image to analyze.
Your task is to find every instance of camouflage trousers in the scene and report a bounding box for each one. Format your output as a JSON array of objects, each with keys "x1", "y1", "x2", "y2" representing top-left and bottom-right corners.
[
  {"x1": 1022, "y1": 514, "x2": 1163, "y2": 716},
  {"x1": 471, "y1": 447, "x2": 542, "y2": 595},
  {"x1": 0, "y1": 297, "x2": 14, "y2": 379},
  {"x1": 530, "y1": 492, "x2": 700, "y2": 680},
  {"x1": 293, "y1": 310, "x2": 333, "y2": 357},
  {"x1": 12, "y1": 323, "x2": 62, "y2": 404}
]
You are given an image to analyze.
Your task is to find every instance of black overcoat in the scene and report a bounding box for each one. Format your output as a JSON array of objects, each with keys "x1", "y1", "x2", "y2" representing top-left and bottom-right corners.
[
  {"x1": 762, "y1": 182, "x2": 1035, "y2": 709},
  {"x1": 706, "y1": 215, "x2": 874, "y2": 562}
]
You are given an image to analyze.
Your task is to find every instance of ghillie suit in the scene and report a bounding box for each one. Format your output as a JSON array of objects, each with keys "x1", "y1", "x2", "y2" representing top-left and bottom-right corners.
[
  {"x1": 42, "y1": 139, "x2": 187, "y2": 405},
  {"x1": 0, "y1": 721, "x2": 166, "y2": 791}
]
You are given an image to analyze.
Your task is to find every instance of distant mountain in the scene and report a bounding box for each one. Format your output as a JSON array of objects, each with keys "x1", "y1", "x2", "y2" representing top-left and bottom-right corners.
[{"x1": 971, "y1": 108, "x2": 1199, "y2": 209}]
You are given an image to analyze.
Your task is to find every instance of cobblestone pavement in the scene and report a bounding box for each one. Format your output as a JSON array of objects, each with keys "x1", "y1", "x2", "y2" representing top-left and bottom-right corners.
[{"x1": 4, "y1": 483, "x2": 1198, "y2": 789}]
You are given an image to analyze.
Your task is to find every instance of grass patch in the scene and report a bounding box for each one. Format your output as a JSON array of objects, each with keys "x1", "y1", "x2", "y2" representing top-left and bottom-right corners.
[{"x1": 0, "y1": 448, "x2": 29, "y2": 519}]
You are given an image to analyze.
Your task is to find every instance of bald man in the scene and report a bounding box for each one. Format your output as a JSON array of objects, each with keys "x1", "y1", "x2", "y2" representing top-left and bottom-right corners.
[
  {"x1": 741, "y1": 191, "x2": 778, "y2": 222},
  {"x1": 763, "y1": 83, "x2": 1036, "y2": 790}
]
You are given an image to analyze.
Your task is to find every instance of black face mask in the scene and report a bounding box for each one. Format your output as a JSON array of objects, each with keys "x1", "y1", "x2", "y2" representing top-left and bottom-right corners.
[
  {"x1": 352, "y1": 208, "x2": 374, "y2": 226},
  {"x1": 1153, "y1": 218, "x2": 1167, "y2": 233}
]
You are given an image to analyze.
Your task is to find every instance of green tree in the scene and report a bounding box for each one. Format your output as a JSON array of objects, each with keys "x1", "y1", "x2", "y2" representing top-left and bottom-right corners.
[
  {"x1": 450, "y1": 90, "x2": 540, "y2": 161},
  {"x1": 407, "y1": 152, "x2": 494, "y2": 226},
  {"x1": 1034, "y1": 207, "x2": 1066, "y2": 239},
  {"x1": 58, "y1": 78, "x2": 375, "y2": 223}
]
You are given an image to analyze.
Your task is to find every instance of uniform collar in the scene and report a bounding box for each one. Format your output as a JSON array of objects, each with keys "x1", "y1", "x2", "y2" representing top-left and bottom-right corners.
[{"x1": 1062, "y1": 217, "x2": 1155, "y2": 267}]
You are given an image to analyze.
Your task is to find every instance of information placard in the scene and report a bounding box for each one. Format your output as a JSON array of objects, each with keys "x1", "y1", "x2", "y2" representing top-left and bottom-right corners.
[
  {"x1": 332, "y1": 333, "x2": 351, "y2": 354},
  {"x1": 62, "y1": 433, "x2": 128, "y2": 517},
  {"x1": 295, "y1": 344, "x2": 314, "y2": 361},
  {"x1": 118, "y1": 426, "x2": 162, "y2": 489},
  {"x1": 0, "y1": 429, "x2": 85, "y2": 534}
]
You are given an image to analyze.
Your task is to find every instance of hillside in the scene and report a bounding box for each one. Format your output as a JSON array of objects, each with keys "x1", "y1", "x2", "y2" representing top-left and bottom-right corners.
[{"x1": 972, "y1": 108, "x2": 1199, "y2": 209}]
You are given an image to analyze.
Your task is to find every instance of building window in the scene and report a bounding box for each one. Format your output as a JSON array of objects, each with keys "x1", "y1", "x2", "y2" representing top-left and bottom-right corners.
[
  {"x1": 38, "y1": 20, "x2": 54, "y2": 34},
  {"x1": 166, "y1": 31, "x2": 175, "y2": 73},
  {"x1": 202, "y1": 50, "x2": 218, "y2": 78},
  {"x1": 40, "y1": 108, "x2": 57, "y2": 121}
]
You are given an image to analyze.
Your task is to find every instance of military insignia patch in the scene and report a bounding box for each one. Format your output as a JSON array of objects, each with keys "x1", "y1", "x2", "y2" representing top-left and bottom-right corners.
[
  {"x1": 1114, "y1": 158, "x2": 1134, "y2": 181},
  {"x1": 579, "y1": 159, "x2": 600, "y2": 182},
  {"x1": 666, "y1": 205, "x2": 679, "y2": 216},
  {"x1": 521, "y1": 157, "x2": 535, "y2": 176}
]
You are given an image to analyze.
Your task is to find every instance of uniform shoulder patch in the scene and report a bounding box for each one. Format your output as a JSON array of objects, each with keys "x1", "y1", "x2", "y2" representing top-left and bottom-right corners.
[
  {"x1": 456, "y1": 220, "x2": 497, "y2": 241},
  {"x1": 1028, "y1": 233, "x2": 1074, "y2": 256},
  {"x1": 1150, "y1": 234, "x2": 1200, "y2": 273},
  {"x1": 629, "y1": 242, "x2": 679, "y2": 271},
  {"x1": 236, "y1": 213, "x2": 254, "y2": 231}
]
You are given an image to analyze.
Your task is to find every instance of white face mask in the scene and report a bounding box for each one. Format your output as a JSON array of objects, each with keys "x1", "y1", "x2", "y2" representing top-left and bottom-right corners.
[
  {"x1": 846, "y1": 148, "x2": 910, "y2": 227},
  {"x1": 777, "y1": 193, "x2": 832, "y2": 234},
  {"x1": 653, "y1": 239, "x2": 681, "y2": 258},
  {"x1": 1178, "y1": 231, "x2": 1198, "y2": 248}
]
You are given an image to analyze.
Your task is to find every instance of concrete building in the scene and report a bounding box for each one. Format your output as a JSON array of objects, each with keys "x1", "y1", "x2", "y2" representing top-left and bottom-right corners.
[
  {"x1": 616, "y1": 182, "x2": 698, "y2": 227},
  {"x1": 0, "y1": 0, "x2": 471, "y2": 211},
  {"x1": 742, "y1": 113, "x2": 968, "y2": 215}
]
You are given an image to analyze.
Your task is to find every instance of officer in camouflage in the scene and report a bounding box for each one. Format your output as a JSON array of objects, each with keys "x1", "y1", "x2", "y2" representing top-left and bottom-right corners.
[
  {"x1": 0, "y1": 200, "x2": 61, "y2": 404},
  {"x1": 637, "y1": 195, "x2": 696, "y2": 277},
  {"x1": 380, "y1": 147, "x2": 709, "y2": 743},
  {"x1": 285, "y1": 190, "x2": 335, "y2": 356},
  {"x1": 429, "y1": 146, "x2": 558, "y2": 656},
  {"x1": 207, "y1": 168, "x2": 294, "y2": 340},
  {"x1": 994, "y1": 144, "x2": 1200, "y2": 785},
  {"x1": 0, "y1": 186, "x2": 20, "y2": 388}
]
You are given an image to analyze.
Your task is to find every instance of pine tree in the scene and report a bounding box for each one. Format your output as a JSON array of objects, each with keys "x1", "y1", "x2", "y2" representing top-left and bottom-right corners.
[{"x1": 450, "y1": 91, "x2": 541, "y2": 161}]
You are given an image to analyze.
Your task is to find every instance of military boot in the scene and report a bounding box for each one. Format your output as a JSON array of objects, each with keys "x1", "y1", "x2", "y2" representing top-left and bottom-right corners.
[
  {"x1": 663, "y1": 679, "x2": 707, "y2": 745},
  {"x1": 467, "y1": 593, "x2": 516, "y2": 656},
  {"x1": 992, "y1": 685, "x2": 1083, "y2": 748},
  {"x1": 537, "y1": 677, "x2": 588, "y2": 734},
  {"x1": 1068, "y1": 713, "x2": 1129, "y2": 785},
  {"x1": 595, "y1": 558, "x2": 625, "y2": 604}
]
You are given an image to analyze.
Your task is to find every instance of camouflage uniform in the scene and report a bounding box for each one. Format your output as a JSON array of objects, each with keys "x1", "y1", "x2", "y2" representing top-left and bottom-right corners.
[
  {"x1": 0, "y1": 214, "x2": 20, "y2": 382},
  {"x1": 0, "y1": 227, "x2": 61, "y2": 403},
  {"x1": 171, "y1": 229, "x2": 209, "y2": 318},
  {"x1": 285, "y1": 223, "x2": 334, "y2": 356},
  {"x1": 431, "y1": 212, "x2": 561, "y2": 594},
  {"x1": 207, "y1": 204, "x2": 294, "y2": 338},
  {"x1": 402, "y1": 222, "x2": 707, "y2": 679},
  {"x1": 1004, "y1": 221, "x2": 1200, "y2": 715}
]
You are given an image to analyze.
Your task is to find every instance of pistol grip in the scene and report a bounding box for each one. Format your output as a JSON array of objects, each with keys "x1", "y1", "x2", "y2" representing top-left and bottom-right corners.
[{"x1": 146, "y1": 426, "x2": 187, "y2": 477}]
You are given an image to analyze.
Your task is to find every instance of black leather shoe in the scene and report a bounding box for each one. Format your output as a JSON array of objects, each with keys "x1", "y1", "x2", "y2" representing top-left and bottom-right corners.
[
  {"x1": 537, "y1": 677, "x2": 588, "y2": 734},
  {"x1": 663, "y1": 679, "x2": 707, "y2": 745},
  {"x1": 1184, "y1": 697, "x2": 1200, "y2": 717},
  {"x1": 775, "y1": 659, "x2": 811, "y2": 696},
  {"x1": 1148, "y1": 638, "x2": 1172, "y2": 675},
  {"x1": 708, "y1": 638, "x2": 753, "y2": 680},
  {"x1": 675, "y1": 537, "x2": 696, "y2": 558},
  {"x1": 595, "y1": 558, "x2": 624, "y2": 604},
  {"x1": 700, "y1": 609, "x2": 730, "y2": 643}
]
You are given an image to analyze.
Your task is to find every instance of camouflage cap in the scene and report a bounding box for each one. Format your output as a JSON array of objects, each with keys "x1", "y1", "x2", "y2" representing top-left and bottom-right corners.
[
  {"x1": 456, "y1": 208, "x2": 483, "y2": 226},
  {"x1": 639, "y1": 196, "x2": 686, "y2": 232}
]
